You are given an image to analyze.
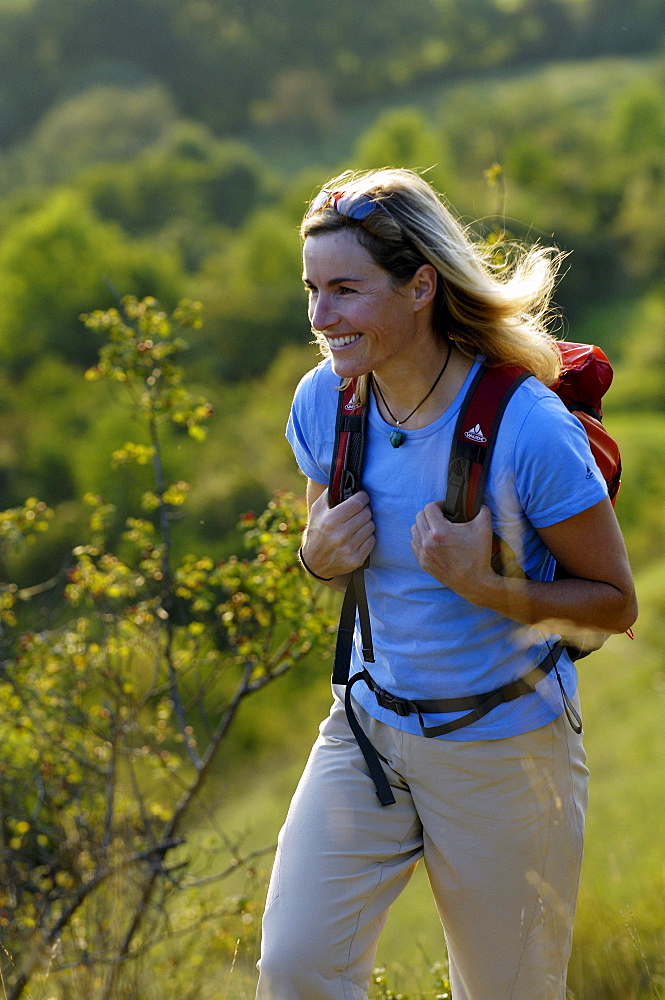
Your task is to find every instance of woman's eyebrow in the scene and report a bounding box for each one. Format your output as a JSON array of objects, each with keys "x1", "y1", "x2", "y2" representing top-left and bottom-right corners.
[{"x1": 302, "y1": 275, "x2": 364, "y2": 287}]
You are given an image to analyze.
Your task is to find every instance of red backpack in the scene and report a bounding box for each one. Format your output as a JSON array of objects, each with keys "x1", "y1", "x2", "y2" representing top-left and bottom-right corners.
[{"x1": 327, "y1": 342, "x2": 622, "y2": 805}]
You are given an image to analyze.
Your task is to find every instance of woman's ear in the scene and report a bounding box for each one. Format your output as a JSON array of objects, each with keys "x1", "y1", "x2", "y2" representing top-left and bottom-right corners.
[{"x1": 411, "y1": 264, "x2": 438, "y2": 311}]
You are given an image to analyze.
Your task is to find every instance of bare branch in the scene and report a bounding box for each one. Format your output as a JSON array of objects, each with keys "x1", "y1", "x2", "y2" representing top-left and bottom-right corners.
[{"x1": 7, "y1": 837, "x2": 184, "y2": 1000}]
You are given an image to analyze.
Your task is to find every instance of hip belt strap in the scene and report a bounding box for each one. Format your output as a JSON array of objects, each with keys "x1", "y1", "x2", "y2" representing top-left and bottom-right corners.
[{"x1": 344, "y1": 640, "x2": 570, "y2": 807}]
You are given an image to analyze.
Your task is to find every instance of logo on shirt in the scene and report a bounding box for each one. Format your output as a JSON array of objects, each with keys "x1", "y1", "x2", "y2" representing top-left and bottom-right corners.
[
  {"x1": 586, "y1": 465, "x2": 595, "y2": 480},
  {"x1": 464, "y1": 423, "x2": 487, "y2": 443}
]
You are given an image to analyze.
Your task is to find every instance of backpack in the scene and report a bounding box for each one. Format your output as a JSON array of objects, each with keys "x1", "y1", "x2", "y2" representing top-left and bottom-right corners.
[{"x1": 327, "y1": 341, "x2": 622, "y2": 805}]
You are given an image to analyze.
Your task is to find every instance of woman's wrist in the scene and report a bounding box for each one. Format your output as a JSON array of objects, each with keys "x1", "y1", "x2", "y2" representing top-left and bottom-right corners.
[{"x1": 298, "y1": 545, "x2": 335, "y2": 582}]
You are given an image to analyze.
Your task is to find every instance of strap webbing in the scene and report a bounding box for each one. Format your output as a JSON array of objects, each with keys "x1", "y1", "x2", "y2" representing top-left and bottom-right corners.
[
  {"x1": 346, "y1": 674, "x2": 396, "y2": 806},
  {"x1": 445, "y1": 365, "x2": 530, "y2": 522},
  {"x1": 332, "y1": 568, "x2": 374, "y2": 686},
  {"x1": 329, "y1": 382, "x2": 374, "y2": 673},
  {"x1": 345, "y1": 641, "x2": 569, "y2": 804}
]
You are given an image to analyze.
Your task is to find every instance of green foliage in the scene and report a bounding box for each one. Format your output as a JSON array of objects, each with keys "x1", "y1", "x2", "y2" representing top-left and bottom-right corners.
[
  {"x1": 0, "y1": 499, "x2": 53, "y2": 624},
  {"x1": 607, "y1": 414, "x2": 665, "y2": 570},
  {"x1": 82, "y1": 124, "x2": 270, "y2": 241},
  {"x1": 0, "y1": 296, "x2": 336, "y2": 999},
  {"x1": 82, "y1": 295, "x2": 211, "y2": 440},
  {"x1": 354, "y1": 108, "x2": 452, "y2": 193},
  {"x1": 0, "y1": 83, "x2": 179, "y2": 195},
  {"x1": 0, "y1": 191, "x2": 183, "y2": 372},
  {"x1": 1, "y1": 0, "x2": 663, "y2": 150},
  {"x1": 191, "y1": 207, "x2": 308, "y2": 380},
  {"x1": 608, "y1": 292, "x2": 665, "y2": 412},
  {"x1": 370, "y1": 962, "x2": 451, "y2": 999}
]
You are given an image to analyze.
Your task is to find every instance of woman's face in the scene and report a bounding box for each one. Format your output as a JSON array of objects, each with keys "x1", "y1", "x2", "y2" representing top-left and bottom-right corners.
[{"x1": 303, "y1": 229, "x2": 434, "y2": 380}]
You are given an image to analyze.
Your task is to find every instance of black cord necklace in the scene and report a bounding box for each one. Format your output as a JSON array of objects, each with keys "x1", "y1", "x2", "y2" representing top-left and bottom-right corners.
[{"x1": 372, "y1": 341, "x2": 452, "y2": 448}]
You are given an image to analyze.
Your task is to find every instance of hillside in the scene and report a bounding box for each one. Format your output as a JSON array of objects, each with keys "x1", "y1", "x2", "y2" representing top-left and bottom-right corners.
[
  {"x1": 1, "y1": 54, "x2": 664, "y2": 578},
  {"x1": 0, "y1": 7, "x2": 663, "y2": 996}
]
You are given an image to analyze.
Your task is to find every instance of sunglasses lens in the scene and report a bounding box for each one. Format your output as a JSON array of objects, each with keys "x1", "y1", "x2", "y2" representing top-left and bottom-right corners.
[
  {"x1": 334, "y1": 192, "x2": 381, "y2": 220},
  {"x1": 307, "y1": 188, "x2": 333, "y2": 215}
]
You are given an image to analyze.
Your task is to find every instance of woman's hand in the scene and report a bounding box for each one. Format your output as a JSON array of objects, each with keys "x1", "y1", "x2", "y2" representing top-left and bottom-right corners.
[
  {"x1": 411, "y1": 503, "x2": 494, "y2": 603},
  {"x1": 301, "y1": 483, "x2": 376, "y2": 587},
  {"x1": 411, "y1": 496, "x2": 637, "y2": 636}
]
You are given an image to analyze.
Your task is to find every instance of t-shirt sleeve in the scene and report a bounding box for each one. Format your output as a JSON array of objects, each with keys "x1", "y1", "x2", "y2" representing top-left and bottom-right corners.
[
  {"x1": 513, "y1": 393, "x2": 609, "y2": 528},
  {"x1": 285, "y1": 367, "x2": 330, "y2": 484}
]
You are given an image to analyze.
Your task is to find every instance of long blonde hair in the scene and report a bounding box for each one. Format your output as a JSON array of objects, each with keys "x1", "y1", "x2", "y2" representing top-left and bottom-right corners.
[{"x1": 301, "y1": 169, "x2": 564, "y2": 396}]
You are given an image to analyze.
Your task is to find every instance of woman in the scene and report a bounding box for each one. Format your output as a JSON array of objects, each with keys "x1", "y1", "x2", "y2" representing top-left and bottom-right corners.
[{"x1": 256, "y1": 169, "x2": 637, "y2": 1000}]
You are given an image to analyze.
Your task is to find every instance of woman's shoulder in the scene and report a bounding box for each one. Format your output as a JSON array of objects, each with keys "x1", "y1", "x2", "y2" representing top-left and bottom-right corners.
[
  {"x1": 497, "y1": 372, "x2": 596, "y2": 473},
  {"x1": 508, "y1": 373, "x2": 575, "y2": 431},
  {"x1": 292, "y1": 358, "x2": 340, "y2": 403},
  {"x1": 288, "y1": 358, "x2": 340, "y2": 444}
]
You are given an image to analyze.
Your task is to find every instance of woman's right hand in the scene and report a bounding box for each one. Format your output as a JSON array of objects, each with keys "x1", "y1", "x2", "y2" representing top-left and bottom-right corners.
[{"x1": 301, "y1": 484, "x2": 375, "y2": 584}]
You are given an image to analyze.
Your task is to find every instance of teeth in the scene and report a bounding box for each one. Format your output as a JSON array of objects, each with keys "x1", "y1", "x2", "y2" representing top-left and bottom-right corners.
[{"x1": 328, "y1": 334, "x2": 362, "y2": 348}]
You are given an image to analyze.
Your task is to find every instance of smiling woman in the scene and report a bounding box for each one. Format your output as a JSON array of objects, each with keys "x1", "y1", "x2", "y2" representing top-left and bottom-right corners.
[
  {"x1": 303, "y1": 227, "x2": 441, "y2": 388},
  {"x1": 255, "y1": 168, "x2": 637, "y2": 1000}
]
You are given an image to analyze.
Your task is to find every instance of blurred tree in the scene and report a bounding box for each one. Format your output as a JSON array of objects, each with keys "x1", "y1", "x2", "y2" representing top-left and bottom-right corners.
[
  {"x1": 580, "y1": 0, "x2": 665, "y2": 55},
  {"x1": 1, "y1": 0, "x2": 662, "y2": 148},
  {"x1": 609, "y1": 414, "x2": 665, "y2": 571},
  {"x1": 354, "y1": 107, "x2": 452, "y2": 193},
  {"x1": 252, "y1": 69, "x2": 338, "y2": 146},
  {"x1": 607, "y1": 292, "x2": 665, "y2": 413},
  {"x1": 607, "y1": 79, "x2": 665, "y2": 281},
  {"x1": 0, "y1": 83, "x2": 179, "y2": 195},
  {"x1": 82, "y1": 124, "x2": 270, "y2": 240},
  {"x1": 184, "y1": 343, "x2": 314, "y2": 559},
  {"x1": 610, "y1": 79, "x2": 665, "y2": 158},
  {"x1": 191, "y1": 207, "x2": 307, "y2": 381},
  {"x1": 0, "y1": 190, "x2": 183, "y2": 372}
]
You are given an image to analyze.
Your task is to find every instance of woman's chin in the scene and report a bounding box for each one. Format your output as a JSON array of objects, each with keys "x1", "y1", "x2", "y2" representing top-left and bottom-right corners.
[{"x1": 329, "y1": 354, "x2": 372, "y2": 379}]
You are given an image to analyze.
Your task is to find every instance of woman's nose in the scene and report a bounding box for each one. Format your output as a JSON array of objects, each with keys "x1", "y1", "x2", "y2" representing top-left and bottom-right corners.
[{"x1": 310, "y1": 294, "x2": 338, "y2": 332}]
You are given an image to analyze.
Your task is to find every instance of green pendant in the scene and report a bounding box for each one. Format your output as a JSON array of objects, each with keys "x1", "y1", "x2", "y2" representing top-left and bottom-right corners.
[{"x1": 390, "y1": 429, "x2": 406, "y2": 448}]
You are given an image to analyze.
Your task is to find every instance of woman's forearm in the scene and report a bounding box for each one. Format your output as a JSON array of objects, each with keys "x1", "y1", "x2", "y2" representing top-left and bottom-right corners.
[{"x1": 468, "y1": 572, "x2": 637, "y2": 636}]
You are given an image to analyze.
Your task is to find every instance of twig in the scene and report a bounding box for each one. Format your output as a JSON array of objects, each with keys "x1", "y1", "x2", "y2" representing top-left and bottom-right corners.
[
  {"x1": 182, "y1": 844, "x2": 275, "y2": 889},
  {"x1": 149, "y1": 412, "x2": 203, "y2": 772},
  {"x1": 97, "y1": 659, "x2": 290, "y2": 1000},
  {"x1": 102, "y1": 717, "x2": 118, "y2": 851},
  {"x1": 6, "y1": 838, "x2": 184, "y2": 1000}
]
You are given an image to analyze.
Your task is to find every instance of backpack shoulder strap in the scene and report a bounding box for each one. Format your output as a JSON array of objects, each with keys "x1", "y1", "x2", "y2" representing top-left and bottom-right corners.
[
  {"x1": 328, "y1": 379, "x2": 374, "y2": 684},
  {"x1": 329, "y1": 379, "x2": 367, "y2": 507},
  {"x1": 445, "y1": 363, "x2": 531, "y2": 523}
]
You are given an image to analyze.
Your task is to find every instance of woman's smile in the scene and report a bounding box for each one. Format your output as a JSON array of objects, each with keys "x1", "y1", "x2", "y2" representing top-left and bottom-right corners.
[{"x1": 326, "y1": 333, "x2": 363, "y2": 350}]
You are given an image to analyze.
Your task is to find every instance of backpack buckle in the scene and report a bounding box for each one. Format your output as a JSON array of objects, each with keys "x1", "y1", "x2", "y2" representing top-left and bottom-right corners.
[{"x1": 375, "y1": 687, "x2": 411, "y2": 717}]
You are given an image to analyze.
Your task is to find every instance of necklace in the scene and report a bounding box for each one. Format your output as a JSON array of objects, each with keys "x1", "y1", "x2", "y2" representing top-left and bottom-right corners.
[{"x1": 372, "y1": 341, "x2": 452, "y2": 448}]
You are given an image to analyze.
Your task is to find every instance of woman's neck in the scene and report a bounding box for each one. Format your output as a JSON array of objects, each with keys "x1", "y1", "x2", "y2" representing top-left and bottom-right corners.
[{"x1": 372, "y1": 342, "x2": 473, "y2": 429}]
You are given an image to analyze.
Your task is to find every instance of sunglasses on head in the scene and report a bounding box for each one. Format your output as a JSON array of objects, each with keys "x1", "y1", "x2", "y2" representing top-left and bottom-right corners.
[{"x1": 306, "y1": 188, "x2": 391, "y2": 220}]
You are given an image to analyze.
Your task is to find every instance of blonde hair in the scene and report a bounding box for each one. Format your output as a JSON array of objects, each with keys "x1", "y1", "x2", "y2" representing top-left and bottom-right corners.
[{"x1": 301, "y1": 169, "x2": 564, "y2": 394}]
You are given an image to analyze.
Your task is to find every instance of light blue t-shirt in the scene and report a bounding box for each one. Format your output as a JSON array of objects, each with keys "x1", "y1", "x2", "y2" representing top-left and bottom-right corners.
[{"x1": 287, "y1": 358, "x2": 608, "y2": 740}]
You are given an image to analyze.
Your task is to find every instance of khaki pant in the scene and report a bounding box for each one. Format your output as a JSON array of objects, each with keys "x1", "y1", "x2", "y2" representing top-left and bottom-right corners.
[{"x1": 257, "y1": 691, "x2": 588, "y2": 1000}]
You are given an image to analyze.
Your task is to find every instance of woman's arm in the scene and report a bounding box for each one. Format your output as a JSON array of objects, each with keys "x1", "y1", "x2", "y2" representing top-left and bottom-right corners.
[
  {"x1": 299, "y1": 479, "x2": 376, "y2": 593},
  {"x1": 411, "y1": 497, "x2": 637, "y2": 635}
]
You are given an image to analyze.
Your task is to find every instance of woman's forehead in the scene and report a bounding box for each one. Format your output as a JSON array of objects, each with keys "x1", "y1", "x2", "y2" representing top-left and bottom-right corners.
[{"x1": 302, "y1": 230, "x2": 378, "y2": 277}]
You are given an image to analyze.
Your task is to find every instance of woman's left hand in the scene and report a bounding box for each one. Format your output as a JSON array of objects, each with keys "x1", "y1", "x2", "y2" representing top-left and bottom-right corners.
[
  {"x1": 411, "y1": 497, "x2": 637, "y2": 634},
  {"x1": 411, "y1": 502, "x2": 495, "y2": 602}
]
